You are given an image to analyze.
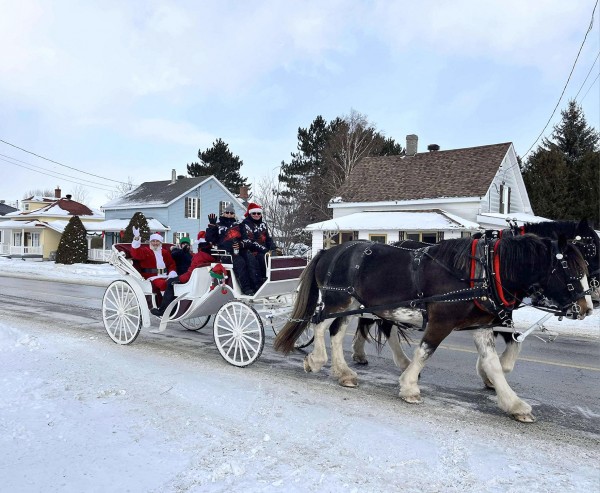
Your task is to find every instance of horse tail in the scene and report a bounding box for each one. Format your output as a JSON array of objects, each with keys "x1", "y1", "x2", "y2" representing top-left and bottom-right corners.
[{"x1": 274, "y1": 250, "x2": 324, "y2": 354}]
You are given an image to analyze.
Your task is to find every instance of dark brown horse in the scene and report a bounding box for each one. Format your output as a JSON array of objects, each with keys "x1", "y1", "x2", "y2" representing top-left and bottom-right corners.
[{"x1": 274, "y1": 235, "x2": 593, "y2": 422}]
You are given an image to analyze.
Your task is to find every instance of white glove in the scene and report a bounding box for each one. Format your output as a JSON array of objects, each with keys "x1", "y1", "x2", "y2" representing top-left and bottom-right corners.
[
  {"x1": 132, "y1": 227, "x2": 140, "y2": 238},
  {"x1": 168, "y1": 271, "x2": 178, "y2": 278}
]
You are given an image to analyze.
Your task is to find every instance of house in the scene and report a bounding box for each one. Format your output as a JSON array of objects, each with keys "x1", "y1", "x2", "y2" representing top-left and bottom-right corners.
[
  {"x1": 0, "y1": 193, "x2": 105, "y2": 260},
  {"x1": 306, "y1": 136, "x2": 547, "y2": 255},
  {"x1": 101, "y1": 170, "x2": 247, "y2": 248}
]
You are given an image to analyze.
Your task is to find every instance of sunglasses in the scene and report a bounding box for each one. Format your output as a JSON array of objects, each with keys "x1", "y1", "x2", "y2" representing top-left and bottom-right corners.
[
  {"x1": 222, "y1": 211, "x2": 235, "y2": 215},
  {"x1": 250, "y1": 212, "x2": 262, "y2": 216}
]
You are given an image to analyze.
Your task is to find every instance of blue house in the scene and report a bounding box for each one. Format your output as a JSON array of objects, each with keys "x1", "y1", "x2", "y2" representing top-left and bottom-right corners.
[{"x1": 101, "y1": 170, "x2": 247, "y2": 248}]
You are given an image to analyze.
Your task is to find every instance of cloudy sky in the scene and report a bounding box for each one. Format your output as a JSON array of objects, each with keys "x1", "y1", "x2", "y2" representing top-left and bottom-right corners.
[{"x1": 1, "y1": 0, "x2": 598, "y2": 208}]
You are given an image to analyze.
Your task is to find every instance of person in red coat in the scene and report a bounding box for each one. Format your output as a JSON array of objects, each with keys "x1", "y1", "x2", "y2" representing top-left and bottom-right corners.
[
  {"x1": 130, "y1": 228, "x2": 177, "y2": 292},
  {"x1": 150, "y1": 232, "x2": 216, "y2": 317}
]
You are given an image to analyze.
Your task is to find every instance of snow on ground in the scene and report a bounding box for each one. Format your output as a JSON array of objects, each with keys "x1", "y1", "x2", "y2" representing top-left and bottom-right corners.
[{"x1": 0, "y1": 258, "x2": 599, "y2": 492}]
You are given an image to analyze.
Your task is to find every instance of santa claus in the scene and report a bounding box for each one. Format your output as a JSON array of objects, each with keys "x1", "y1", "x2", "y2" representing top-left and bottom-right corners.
[{"x1": 130, "y1": 227, "x2": 177, "y2": 291}]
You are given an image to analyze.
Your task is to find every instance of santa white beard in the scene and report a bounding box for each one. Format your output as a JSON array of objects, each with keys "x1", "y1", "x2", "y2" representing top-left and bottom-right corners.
[{"x1": 150, "y1": 244, "x2": 160, "y2": 252}]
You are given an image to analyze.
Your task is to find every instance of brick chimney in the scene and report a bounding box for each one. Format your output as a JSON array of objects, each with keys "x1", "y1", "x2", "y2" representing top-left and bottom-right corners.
[
  {"x1": 406, "y1": 135, "x2": 418, "y2": 156},
  {"x1": 239, "y1": 186, "x2": 249, "y2": 200},
  {"x1": 54, "y1": 186, "x2": 61, "y2": 198}
]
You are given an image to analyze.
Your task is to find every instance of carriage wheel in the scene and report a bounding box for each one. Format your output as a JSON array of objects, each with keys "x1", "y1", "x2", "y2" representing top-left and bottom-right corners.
[
  {"x1": 102, "y1": 280, "x2": 142, "y2": 345},
  {"x1": 214, "y1": 301, "x2": 264, "y2": 367},
  {"x1": 179, "y1": 315, "x2": 211, "y2": 331},
  {"x1": 269, "y1": 294, "x2": 314, "y2": 349}
]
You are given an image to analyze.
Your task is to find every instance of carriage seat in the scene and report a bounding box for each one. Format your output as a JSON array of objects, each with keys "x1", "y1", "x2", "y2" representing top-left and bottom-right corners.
[
  {"x1": 173, "y1": 266, "x2": 212, "y2": 297},
  {"x1": 113, "y1": 243, "x2": 174, "y2": 295}
]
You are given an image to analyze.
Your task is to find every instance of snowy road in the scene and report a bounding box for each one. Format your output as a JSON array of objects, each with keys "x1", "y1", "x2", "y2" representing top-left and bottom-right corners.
[{"x1": 1, "y1": 268, "x2": 599, "y2": 492}]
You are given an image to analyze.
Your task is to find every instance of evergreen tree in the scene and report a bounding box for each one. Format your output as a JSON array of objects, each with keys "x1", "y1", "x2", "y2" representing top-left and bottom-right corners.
[
  {"x1": 522, "y1": 100, "x2": 599, "y2": 227},
  {"x1": 123, "y1": 212, "x2": 151, "y2": 243},
  {"x1": 55, "y1": 216, "x2": 88, "y2": 265},
  {"x1": 187, "y1": 138, "x2": 249, "y2": 194}
]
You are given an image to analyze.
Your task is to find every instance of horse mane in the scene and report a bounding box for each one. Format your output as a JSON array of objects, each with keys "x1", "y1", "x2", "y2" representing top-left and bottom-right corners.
[
  {"x1": 523, "y1": 220, "x2": 579, "y2": 238},
  {"x1": 430, "y1": 238, "x2": 473, "y2": 272},
  {"x1": 496, "y1": 234, "x2": 551, "y2": 282}
]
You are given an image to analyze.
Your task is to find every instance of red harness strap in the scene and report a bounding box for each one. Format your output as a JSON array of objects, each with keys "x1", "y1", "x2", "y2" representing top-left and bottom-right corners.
[{"x1": 493, "y1": 240, "x2": 516, "y2": 308}]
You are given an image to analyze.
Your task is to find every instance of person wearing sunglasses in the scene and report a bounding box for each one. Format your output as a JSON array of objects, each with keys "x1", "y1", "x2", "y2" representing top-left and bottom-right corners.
[{"x1": 240, "y1": 202, "x2": 280, "y2": 290}]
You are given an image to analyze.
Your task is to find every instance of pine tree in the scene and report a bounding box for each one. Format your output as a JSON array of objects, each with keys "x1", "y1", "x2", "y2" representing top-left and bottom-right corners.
[
  {"x1": 522, "y1": 100, "x2": 599, "y2": 227},
  {"x1": 55, "y1": 216, "x2": 88, "y2": 265},
  {"x1": 123, "y1": 212, "x2": 151, "y2": 243},
  {"x1": 187, "y1": 138, "x2": 249, "y2": 194}
]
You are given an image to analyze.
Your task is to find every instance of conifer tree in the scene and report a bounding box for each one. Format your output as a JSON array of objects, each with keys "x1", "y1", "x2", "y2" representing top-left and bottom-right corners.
[
  {"x1": 123, "y1": 212, "x2": 151, "y2": 243},
  {"x1": 55, "y1": 216, "x2": 88, "y2": 265}
]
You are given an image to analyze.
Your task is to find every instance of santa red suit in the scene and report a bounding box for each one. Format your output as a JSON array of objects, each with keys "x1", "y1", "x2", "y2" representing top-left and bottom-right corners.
[{"x1": 131, "y1": 233, "x2": 177, "y2": 291}]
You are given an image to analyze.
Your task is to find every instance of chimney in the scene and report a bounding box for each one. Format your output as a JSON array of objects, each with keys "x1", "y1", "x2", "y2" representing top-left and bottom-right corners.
[
  {"x1": 171, "y1": 169, "x2": 176, "y2": 184},
  {"x1": 427, "y1": 144, "x2": 440, "y2": 152},
  {"x1": 65, "y1": 194, "x2": 72, "y2": 200},
  {"x1": 406, "y1": 135, "x2": 418, "y2": 156},
  {"x1": 55, "y1": 186, "x2": 61, "y2": 198},
  {"x1": 239, "y1": 186, "x2": 249, "y2": 200}
]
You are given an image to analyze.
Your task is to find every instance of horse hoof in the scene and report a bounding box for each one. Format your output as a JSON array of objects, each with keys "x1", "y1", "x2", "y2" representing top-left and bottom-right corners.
[
  {"x1": 483, "y1": 379, "x2": 495, "y2": 390},
  {"x1": 512, "y1": 413, "x2": 536, "y2": 423},
  {"x1": 400, "y1": 394, "x2": 422, "y2": 404},
  {"x1": 303, "y1": 357, "x2": 313, "y2": 373},
  {"x1": 339, "y1": 376, "x2": 358, "y2": 388},
  {"x1": 353, "y1": 357, "x2": 368, "y2": 365}
]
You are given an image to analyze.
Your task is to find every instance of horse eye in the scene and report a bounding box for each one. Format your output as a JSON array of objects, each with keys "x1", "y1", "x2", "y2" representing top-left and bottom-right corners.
[{"x1": 555, "y1": 253, "x2": 564, "y2": 260}]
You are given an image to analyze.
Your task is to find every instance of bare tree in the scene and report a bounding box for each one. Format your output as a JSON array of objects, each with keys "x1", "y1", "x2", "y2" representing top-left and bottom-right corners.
[
  {"x1": 106, "y1": 177, "x2": 136, "y2": 200},
  {"x1": 24, "y1": 188, "x2": 55, "y2": 198},
  {"x1": 254, "y1": 173, "x2": 310, "y2": 255},
  {"x1": 71, "y1": 184, "x2": 90, "y2": 204}
]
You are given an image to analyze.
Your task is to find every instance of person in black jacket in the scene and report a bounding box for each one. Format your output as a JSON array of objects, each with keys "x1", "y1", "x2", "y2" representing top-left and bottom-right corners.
[
  {"x1": 239, "y1": 202, "x2": 280, "y2": 290},
  {"x1": 205, "y1": 204, "x2": 255, "y2": 296},
  {"x1": 170, "y1": 236, "x2": 193, "y2": 275}
]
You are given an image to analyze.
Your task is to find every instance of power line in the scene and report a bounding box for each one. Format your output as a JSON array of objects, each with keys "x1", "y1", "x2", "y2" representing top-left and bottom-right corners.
[
  {"x1": 0, "y1": 138, "x2": 131, "y2": 185},
  {"x1": 580, "y1": 72, "x2": 600, "y2": 101},
  {"x1": 521, "y1": 0, "x2": 598, "y2": 159},
  {"x1": 0, "y1": 153, "x2": 118, "y2": 190},
  {"x1": 574, "y1": 51, "x2": 600, "y2": 99},
  {"x1": 0, "y1": 157, "x2": 117, "y2": 192}
]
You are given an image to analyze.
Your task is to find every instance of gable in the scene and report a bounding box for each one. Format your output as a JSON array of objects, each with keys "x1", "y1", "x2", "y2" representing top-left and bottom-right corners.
[{"x1": 341, "y1": 143, "x2": 512, "y2": 203}]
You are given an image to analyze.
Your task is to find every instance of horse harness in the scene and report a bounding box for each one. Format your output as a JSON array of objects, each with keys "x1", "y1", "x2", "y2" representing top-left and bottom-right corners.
[{"x1": 313, "y1": 236, "x2": 590, "y2": 325}]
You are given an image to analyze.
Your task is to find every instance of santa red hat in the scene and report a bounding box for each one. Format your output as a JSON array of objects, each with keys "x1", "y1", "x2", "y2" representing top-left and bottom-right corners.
[
  {"x1": 149, "y1": 233, "x2": 163, "y2": 242},
  {"x1": 244, "y1": 202, "x2": 263, "y2": 217},
  {"x1": 197, "y1": 231, "x2": 207, "y2": 243}
]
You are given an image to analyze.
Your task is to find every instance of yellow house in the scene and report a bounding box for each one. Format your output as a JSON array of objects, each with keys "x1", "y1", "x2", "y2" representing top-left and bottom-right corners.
[{"x1": 0, "y1": 194, "x2": 104, "y2": 260}]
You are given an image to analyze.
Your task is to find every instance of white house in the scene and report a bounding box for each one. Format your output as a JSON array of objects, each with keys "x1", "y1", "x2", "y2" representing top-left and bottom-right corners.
[{"x1": 306, "y1": 137, "x2": 547, "y2": 255}]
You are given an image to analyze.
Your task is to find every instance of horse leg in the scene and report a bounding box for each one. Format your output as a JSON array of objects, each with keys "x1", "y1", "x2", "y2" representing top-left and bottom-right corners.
[
  {"x1": 472, "y1": 329, "x2": 535, "y2": 423},
  {"x1": 303, "y1": 319, "x2": 334, "y2": 373},
  {"x1": 476, "y1": 332, "x2": 522, "y2": 389},
  {"x1": 330, "y1": 316, "x2": 358, "y2": 387},
  {"x1": 352, "y1": 317, "x2": 371, "y2": 365},
  {"x1": 387, "y1": 327, "x2": 411, "y2": 371},
  {"x1": 398, "y1": 342, "x2": 433, "y2": 403}
]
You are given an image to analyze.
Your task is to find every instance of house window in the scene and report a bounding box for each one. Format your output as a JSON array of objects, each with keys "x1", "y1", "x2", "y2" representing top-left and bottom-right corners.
[
  {"x1": 404, "y1": 232, "x2": 439, "y2": 244},
  {"x1": 219, "y1": 201, "x2": 232, "y2": 215},
  {"x1": 461, "y1": 231, "x2": 473, "y2": 238},
  {"x1": 323, "y1": 231, "x2": 357, "y2": 249},
  {"x1": 13, "y1": 232, "x2": 22, "y2": 246},
  {"x1": 173, "y1": 232, "x2": 189, "y2": 244},
  {"x1": 499, "y1": 184, "x2": 511, "y2": 214},
  {"x1": 369, "y1": 234, "x2": 387, "y2": 244},
  {"x1": 24, "y1": 204, "x2": 29, "y2": 211},
  {"x1": 185, "y1": 197, "x2": 199, "y2": 218}
]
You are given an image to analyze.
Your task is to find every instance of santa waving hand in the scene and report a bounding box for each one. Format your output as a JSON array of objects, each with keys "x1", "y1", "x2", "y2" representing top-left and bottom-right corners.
[{"x1": 130, "y1": 227, "x2": 177, "y2": 291}]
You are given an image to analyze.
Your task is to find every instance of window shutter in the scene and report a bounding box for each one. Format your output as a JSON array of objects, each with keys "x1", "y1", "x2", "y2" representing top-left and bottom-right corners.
[
  {"x1": 507, "y1": 188, "x2": 511, "y2": 214},
  {"x1": 499, "y1": 184, "x2": 504, "y2": 213}
]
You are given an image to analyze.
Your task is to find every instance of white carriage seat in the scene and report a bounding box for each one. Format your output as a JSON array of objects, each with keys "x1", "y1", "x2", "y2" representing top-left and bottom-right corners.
[{"x1": 173, "y1": 266, "x2": 212, "y2": 297}]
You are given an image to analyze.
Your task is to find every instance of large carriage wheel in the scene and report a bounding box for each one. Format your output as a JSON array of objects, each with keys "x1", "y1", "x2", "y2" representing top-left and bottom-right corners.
[
  {"x1": 214, "y1": 301, "x2": 264, "y2": 367},
  {"x1": 102, "y1": 280, "x2": 142, "y2": 345},
  {"x1": 179, "y1": 315, "x2": 211, "y2": 331},
  {"x1": 269, "y1": 294, "x2": 314, "y2": 349}
]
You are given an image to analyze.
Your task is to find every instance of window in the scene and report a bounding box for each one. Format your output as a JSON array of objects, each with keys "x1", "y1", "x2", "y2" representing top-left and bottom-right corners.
[
  {"x1": 173, "y1": 232, "x2": 189, "y2": 244},
  {"x1": 499, "y1": 184, "x2": 511, "y2": 214},
  {"x1": 13, "y1": 232, "x2": 22, "y2": 246},
  {"x1": 461, "y1": 231, "x2": 473, "y2": 238},
  {"x1": 369, "y1": 234, "x2": 387, "y2": 244},
  {"x1": 403, "y1": 232, "x2": 440, "y2": 244},
  {"x1": 323, "y1": 231, "x2": 357, "y2": 248},
  {"x1": 185, "y1": 197, "x2": 199, "y2": 219},
  {"x1": 24, "y1": 203, "x2": 29, "y2": 211},
  {"x1": 219, "y1": 201, "x2": 232, "y2": 215}
]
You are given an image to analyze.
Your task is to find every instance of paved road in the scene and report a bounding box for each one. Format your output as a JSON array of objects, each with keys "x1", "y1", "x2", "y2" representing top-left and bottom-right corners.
[{"x1": 1, "y1": 275, "x2": 599, "y2": 437}]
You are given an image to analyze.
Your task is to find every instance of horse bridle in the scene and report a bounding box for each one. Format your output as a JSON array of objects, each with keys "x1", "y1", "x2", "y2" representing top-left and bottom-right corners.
[{"x1": 571, "y1": 235, "x2": 600, "y2": 291}]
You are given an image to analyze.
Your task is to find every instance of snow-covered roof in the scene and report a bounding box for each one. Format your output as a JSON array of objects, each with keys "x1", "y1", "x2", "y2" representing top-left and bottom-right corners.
[
  {"x1": 85, "y1": 219, "x2": 169, "y2": 232},
  {"x1": 477, "y1": 212, "x2": 550, "y2": 229},
  {"x1": 0, "y1": 219, "x2": 69, "y2": 234},
  {"x1": 306, "y1": 210, "x2": 480, "y2": 231},
  {"x1": 6, "y1": 198, "x2": 104, "y2": 219}
]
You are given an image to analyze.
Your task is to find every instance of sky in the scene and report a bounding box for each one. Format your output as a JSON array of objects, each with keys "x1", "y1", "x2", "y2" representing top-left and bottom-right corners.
[
  {"x1": 1, "y1": 0, "x2": 599, "y2": 209},
  {"x1": 0, "y1": 259, "x2": 598, "y2": 491}
]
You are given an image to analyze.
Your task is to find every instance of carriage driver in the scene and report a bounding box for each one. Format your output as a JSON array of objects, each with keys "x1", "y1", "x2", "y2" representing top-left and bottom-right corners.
[{"x1": 130, "y1": 227, "x2": 177, "y2": 292}]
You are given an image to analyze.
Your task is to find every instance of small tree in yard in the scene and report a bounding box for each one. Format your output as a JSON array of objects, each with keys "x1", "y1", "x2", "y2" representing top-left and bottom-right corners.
[
  {"x1": 55, "y1": 216, "x2": 88, "y2": 264},
  {"x1": 123, "y1": 212, "x2": 151, "y2": 243}
]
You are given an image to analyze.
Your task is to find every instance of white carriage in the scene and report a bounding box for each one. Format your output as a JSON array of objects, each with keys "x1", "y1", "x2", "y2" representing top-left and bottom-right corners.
[{"x1": 101, "y1": 244, "x2": 310, "y2": 367}]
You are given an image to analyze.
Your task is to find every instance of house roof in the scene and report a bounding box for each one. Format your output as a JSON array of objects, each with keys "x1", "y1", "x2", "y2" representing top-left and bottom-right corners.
[
  {"x1": 102, "y1": 176, "x2": 210, "y2": 209},
  {"x1": 5, "y1": 198, "x2": 103, "y2": 218},
  {"x1": 0, "y1": 203, "x2": 18, "y2": 215},
  {"x1": 85, "y1": 218, "x2": 169, "y2": 233},
  {"x1": 305, "y1": 209, "x2": 480, "y2": 232},
  {"x1": 0, "y1": 219, "x2": 69, "y2": 233},
  {"x1": 340, "y1": 143, "x2": 512, "y2": 203}
]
